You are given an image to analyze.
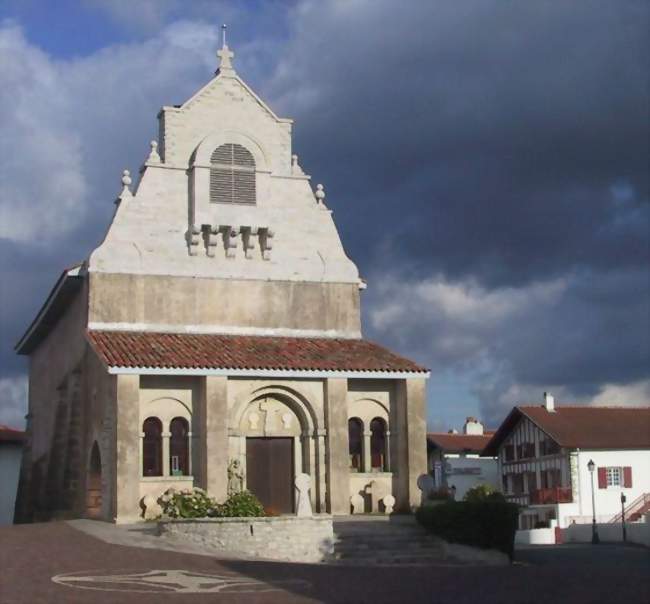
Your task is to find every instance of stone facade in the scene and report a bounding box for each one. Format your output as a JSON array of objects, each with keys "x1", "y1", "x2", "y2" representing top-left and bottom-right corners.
[{"x1": 14, "y1": 38, "x2": 429, "y2": 525}]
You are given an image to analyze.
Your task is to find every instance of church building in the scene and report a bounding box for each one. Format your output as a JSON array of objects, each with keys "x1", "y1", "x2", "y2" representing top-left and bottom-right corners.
[{"x1": 15, "y1": 34, "x2": 429, "y2": 523}]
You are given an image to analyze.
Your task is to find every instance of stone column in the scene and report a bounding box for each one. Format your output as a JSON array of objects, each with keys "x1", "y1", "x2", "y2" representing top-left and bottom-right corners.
[
  {"x1": 115, "y1": 374, "x2": 141, "y2": 523},
  {"x1": 384, "y1": 430, "x2": 391, "y2": 472},
  {"x1": 324, "y1": 378, "x2": 350, "y2": 514},
  {"x1": 197, "y1": 376, "x2": 228, "y2": 502},
  {"x1": 316, "y1": 430, "x2": 327, "y2": 512},
  {"x1": 162, "y1": 432, "x2": 171, "y2": 476},
  {"x1": 363, "y1": 430, "x2": 372, "y2": 473},
  {"x1": 396, "y1": 378, "x2": 428, "y2": 510}
]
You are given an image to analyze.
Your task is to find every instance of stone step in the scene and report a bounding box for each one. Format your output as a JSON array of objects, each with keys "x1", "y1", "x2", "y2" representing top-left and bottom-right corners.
[
  {"x1": 333, "y1": 555, "x2": 445, "y2": 566},
  {"x1": 334, "y1": 547, "x2": 443, "y2": 559}
]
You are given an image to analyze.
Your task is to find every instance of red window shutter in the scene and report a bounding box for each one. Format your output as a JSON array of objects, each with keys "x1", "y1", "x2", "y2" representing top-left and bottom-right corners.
[
  {"x1": 597, "y1": 467, "x2": 607, "y2": 489},
  {"x1": 623, "y1": 467, "x2": 632, "y2": 488}
]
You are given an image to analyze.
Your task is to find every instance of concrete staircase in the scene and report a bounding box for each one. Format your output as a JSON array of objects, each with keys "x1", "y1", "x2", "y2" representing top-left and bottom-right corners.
[{"x1": 331, "y1": 516, "x2": 446, "y2": 566}]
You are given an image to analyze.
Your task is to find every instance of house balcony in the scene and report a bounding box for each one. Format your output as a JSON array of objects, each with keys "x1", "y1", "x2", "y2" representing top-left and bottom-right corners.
[{"x1": 529, "y1": 487, "x2": 573, "y2": 505}]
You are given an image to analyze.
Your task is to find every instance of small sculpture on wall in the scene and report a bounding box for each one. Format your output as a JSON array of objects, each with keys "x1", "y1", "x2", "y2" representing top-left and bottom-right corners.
[
  {"x1": 227, "y1": 459, "x2": 244, "y2": 496},
  {"x1": 248, "y1": 411, "x2": 259, "y2": 430}
]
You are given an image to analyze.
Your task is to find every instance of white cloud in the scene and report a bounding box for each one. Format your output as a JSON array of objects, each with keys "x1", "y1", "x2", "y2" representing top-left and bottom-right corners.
[
  {"x1": 0, "y1": 20, "x2": 221, "y2": 246},
  {"x1": 0, "y1": 375, "x2": 27, "y2": 429},
  {"x1": 0, "y1": 22, "x2": 87, "y2": 243}
]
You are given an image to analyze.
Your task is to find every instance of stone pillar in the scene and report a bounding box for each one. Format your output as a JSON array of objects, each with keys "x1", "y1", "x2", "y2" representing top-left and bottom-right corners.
[
  {"x1": 397, "y1": 378, "x2": 428, "y2": 510},
  {"x1": 162, "y1": 432, "x2": 171, "y2": 476},
  {"x1": 316, "y1": 430, "x2": 327, "y2": 512},
  {"x1": 363, "y1": 430, "x2": 372, "y2": 473},
  {"x1": 324, "y1": 378, "x2": 350, "y2": 514},
  {"x1": 384, "y1": 430, "x2": 392, "y2": 472},
  {"x1": 115, "y1": 374, "x2": 141, "y2": 523},
  {"x1": 198, "y1": 376, "x2": 228, "y2": 502}
]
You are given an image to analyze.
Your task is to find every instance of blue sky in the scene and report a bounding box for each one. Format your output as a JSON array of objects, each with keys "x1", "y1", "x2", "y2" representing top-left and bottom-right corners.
[{"x1": 0, "y1": 1, "x2": 648, "y2": 431}]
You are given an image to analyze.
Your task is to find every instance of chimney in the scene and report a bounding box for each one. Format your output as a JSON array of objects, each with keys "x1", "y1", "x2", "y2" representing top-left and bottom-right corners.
[
  {"x1": 463, "y1": 417, "x2": 484, "y2": 435},
  {"x1": 544, "y1": 392, "x2": 555, "y2": 412}
]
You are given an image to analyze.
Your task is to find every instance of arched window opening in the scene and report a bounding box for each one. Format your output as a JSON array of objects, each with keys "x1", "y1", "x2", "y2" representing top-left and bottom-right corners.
[
  {"x1": 142, "y1": 417, "x2": 163, "y2": 477},
  {"x1": 170, "y1": 417, "x2": 190, "y2": 476},
  {"x1": 370, "y1": 417, "x2": 387, "y2": 471},
  {"x1": 210, "y1": 143, "x2": 256, "y2": 205},
  {"x1": 348, "y1": 418, "x2": 363, "y2": 472}
]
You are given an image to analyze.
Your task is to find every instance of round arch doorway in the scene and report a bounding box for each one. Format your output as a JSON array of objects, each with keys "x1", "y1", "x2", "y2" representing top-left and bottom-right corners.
[{"x1": 86, "y1": 442, "x2": 102, "y2": 519}]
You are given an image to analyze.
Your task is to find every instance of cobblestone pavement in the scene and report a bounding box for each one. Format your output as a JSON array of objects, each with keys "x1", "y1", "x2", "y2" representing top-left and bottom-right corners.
[{"x1": 0, "y1": 522, "x2": 648, "y2": 604}]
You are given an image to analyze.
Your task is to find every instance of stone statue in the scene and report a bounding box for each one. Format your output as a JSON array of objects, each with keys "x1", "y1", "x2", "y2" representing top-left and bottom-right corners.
[{"x1": 227, "y1": 459, "x2": 244, "y2": 496}]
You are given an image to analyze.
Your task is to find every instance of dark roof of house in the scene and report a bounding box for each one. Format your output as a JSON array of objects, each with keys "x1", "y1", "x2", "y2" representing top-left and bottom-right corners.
[
  {"x1": 427, "y1": 432, "x2": 494, "y2": 454},
  {"x1": 87, "y1": 330, "x2": 429, "y2": 374},
  {"x1": 483, "y1": 405, "x2": 650, "y2": 456},
  {"x1": 0, "y1": 424, "x2": 25, "y2": 444}
]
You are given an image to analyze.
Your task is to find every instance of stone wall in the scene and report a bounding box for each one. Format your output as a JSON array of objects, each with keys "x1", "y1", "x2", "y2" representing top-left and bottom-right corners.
[{"x1": 159, "y1": 516, "x2": 334, "y2": 563}]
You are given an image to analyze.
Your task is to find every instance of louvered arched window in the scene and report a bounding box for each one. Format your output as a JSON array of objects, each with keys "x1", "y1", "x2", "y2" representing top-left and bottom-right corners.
[{"x1": 210, "y1": 143, "x2": 256, "y2": 204}]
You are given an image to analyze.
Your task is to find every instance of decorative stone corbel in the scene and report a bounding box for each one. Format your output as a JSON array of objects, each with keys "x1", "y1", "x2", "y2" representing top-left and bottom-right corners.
[
  {"x1": 223, "y1": 226, "x2": 239, "y2": 259},
  {"x1": 206, "y1": 225, "x2": 220, "y2": 257},
  {"x1": 259, "y1": 227, "x2": 274, "y2": 261},
  {"x1": 241, "y1": 226, "x2": 258, "y2": 259},
  {"x1": 186, "y1": 224, "x2": 201, "y2": 256}
]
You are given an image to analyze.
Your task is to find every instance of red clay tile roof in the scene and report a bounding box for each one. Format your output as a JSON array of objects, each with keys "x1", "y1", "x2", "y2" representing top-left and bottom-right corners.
[
  {"x1": 483, "y1": 405, "x2": 650, "y2": 455},
  {"x1": 427, "y1": 433, "x2": 493, "y2": 454},
  {"x1": 87, "y1": 330, "x2": 428, "y2": 374},
  {"x1": 0, "y1": 424, "x2": 25, "y2": 443}
]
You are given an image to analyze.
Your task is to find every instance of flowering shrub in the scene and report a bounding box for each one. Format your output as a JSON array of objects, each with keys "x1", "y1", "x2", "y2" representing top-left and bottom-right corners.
[
  {"x1": 158, "y1": 487, "x2": 217, "y2": 519},
  {"x1": 214, "y1": 490, "x2": 265, "y2": 518},
  {"x1": 158, "y1": 487, "x2": 265, "y2": 519}
]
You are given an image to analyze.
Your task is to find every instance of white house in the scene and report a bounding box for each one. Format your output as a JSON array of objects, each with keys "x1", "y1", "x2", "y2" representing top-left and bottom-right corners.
[
  {"x1": 427, "y1": 417, "x2": 499, "y2": 500},
  {"x1": 483, "y1": 394, "x2": 650, "y2": 529},
  {"x1": 0, "y1": 425, "x2": 24, "y2": 525}
]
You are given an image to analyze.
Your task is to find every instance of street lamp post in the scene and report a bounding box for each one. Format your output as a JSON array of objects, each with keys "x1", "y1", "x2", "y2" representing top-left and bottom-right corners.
[
  {"x1": 621, "y1": 493, "x2": 627, "y2": 542},
  {"x1": 587, "y1": 459, "x2": 600, "y2": 544}
]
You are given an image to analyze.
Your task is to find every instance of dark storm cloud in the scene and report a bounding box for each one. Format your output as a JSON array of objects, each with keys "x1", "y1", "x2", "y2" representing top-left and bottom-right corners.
[
  {"x1": 267, "y1": 0, "x2": 649, "y2": 419},
  {"x1": 0, "y1": 1, "x2": 648, "y2": 427},
  {"x1": 271, "y1": 0, "x2": 648, "y2": 284}
]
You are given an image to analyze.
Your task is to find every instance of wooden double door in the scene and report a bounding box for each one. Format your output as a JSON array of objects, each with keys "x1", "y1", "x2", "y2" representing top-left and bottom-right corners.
[{"x1": 246, "y1": 437, "x2": 294, "y2": 514}]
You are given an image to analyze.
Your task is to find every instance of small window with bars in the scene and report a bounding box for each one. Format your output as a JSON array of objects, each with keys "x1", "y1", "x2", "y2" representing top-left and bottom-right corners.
[{"x1": 210, "y1": 143, "x2": 256, "y2": 204}]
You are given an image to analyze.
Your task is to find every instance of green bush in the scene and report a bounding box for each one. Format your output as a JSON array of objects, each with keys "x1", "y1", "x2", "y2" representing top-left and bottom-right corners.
[
  {"x1": 463, "y1": 484, "x2": 506, "y2": 503},
  {"x1": 416, "y1": 500, "x2": 519, "y2": 559},
  {"x1": 158, "y1": 487, "x2": 266, "y2": 519},
  {"x1": 212, "y1": 490, "x2": 265, "y2": 518},
  {"x1": 158, "y1": 487, "x2": 217, "y2": 519}
]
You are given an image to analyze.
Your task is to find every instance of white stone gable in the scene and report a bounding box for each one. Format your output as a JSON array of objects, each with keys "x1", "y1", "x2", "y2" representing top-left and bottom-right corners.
[{"x1": 89, "y1": 44, "x2": 360, "y2": 286}]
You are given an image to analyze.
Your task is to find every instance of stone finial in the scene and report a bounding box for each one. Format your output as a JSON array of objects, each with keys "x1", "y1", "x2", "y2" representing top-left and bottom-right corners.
[
  {"x1": 216, "y1": 24, "x2": 235, "y2": 73},
  {"x1": 147, "y1": 140, "x2": 161, "y2": 164},
  {"x1": 291, "y1": 154, "x2": 305, "y2": 176},
  {"x1": 117, "y1": 169, "x2": 133, "y2": 203},
  {"x1": 315, "y1": 183, "x2": 326, "y2": 205}
]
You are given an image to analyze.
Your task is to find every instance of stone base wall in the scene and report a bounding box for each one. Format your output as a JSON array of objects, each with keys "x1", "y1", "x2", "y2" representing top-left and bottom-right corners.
[{"x1": 159, "y1": 515, "x2": 334, "y2": 563}]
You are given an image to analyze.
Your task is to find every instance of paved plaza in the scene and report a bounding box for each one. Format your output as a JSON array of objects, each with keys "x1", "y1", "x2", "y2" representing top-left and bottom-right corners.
[{"x1": 0, "y1": 522, "x2": 648, "y2": 604}]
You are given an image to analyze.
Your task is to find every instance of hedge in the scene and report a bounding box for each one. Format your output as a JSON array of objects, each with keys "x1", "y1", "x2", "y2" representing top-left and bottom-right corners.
[{"x1": 416, "y1": 500, "x2": 519, "y2": 559}]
